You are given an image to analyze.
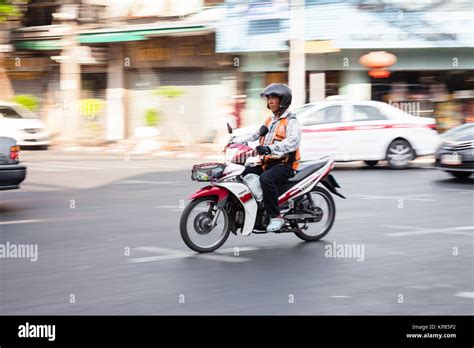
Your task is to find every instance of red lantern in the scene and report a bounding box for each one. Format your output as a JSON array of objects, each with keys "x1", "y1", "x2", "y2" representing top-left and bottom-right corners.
[
  {"x1": 368, "y1": 69, "x2": 391, "y2": 78},
  {"x1": 359, "y1": 51, "x2": 397, "y2": 78}
]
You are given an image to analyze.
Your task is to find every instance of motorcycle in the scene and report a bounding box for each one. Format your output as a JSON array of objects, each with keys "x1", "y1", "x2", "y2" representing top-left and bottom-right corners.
[{"x1": 180, "y1": 123, "x2": 345, "y2": 253}]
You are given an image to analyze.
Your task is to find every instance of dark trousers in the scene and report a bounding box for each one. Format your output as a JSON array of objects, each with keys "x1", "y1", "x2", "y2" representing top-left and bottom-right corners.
[{"x1": 241, "y1": 164, "x2": 295, "y2": 218}]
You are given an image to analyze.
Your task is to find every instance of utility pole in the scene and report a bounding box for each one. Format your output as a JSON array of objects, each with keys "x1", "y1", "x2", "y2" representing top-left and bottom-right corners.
[
  {"x1": 288, "y1": 0, "x2": 305, "y2": 107},
  {"x1": 0, "y1": 43, "x2": 14, "y2": 100},
  {"x1": 0, "y1": 4, "x2": 18, "y2": 100},
  {"x1": 58, "y1": 27, "x2": 81, "y2": 141}
]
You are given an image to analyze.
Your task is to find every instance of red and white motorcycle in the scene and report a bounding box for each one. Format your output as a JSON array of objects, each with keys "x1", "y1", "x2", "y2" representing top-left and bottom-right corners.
[{"x1": 180, "y1": 124, "x2": 345, "y2": 253}]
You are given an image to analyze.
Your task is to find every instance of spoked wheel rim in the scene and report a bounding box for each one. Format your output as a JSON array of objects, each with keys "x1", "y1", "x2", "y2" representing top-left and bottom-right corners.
[
  {"x1": 296, "y1": 190, "x2": 333, "y2": 238},
  {"x1": 387, "y1": 142, "x2": 413, "y2": 167},
  {"x1": 185, "y1": 199, "x2": 229, "y2": 250}
]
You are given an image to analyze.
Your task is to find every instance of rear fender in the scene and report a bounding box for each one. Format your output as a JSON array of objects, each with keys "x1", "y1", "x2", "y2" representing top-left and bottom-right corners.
[{"x1": 321, "y1": 174, "x2": 346, "y2": 199}]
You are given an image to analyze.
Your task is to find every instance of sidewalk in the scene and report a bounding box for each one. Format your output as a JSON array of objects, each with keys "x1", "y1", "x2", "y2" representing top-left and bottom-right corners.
[{"x1": 50, "y1": 139, "x2": 226, "y2": 161}]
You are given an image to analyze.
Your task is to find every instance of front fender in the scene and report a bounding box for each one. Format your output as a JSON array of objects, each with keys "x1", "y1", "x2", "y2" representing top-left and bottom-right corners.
[{"x1": 189, "y1": 185, "x2": 229, "y2": 202}]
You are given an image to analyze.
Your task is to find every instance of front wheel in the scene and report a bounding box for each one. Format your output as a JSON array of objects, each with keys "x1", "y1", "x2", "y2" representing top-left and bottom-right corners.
[
  {"x1": 180, "y1": 197, "x2": 231, "y2": 253},
  {"x1": 293, "y1": 186, "x2": 336, "y2": 242}
]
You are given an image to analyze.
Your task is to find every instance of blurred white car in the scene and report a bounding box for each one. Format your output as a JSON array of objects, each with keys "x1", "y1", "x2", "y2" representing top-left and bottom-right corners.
[
  {"x1": 233, "y1": 98, "x2": 441, "y2": 169},
  {"x1": 0, "y1": 102, "x2": 51, "y2": 148}
]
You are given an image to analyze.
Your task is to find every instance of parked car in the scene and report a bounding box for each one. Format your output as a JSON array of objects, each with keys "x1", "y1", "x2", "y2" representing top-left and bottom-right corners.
[
  {"x1": 233, "y1": 98, "x2": 441, "y2": 169},
  {"x1": 0, "y1": 101, "x2": 51, "y2": 149},
  {"x1": 435, "y1": 123, "x2": 474, "y2": 179},
  {"x1": 0, "y1": 137, "x2": 27, "y2": 190}
]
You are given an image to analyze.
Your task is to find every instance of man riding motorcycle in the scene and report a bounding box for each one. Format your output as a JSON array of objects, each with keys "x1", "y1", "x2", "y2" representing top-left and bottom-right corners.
[{"x1": 233, "y1": 83, "x2": 301, "y2": 232}]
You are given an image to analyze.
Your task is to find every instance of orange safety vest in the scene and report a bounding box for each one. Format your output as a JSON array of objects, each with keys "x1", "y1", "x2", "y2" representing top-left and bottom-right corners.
[{"x1": 259, "y1": 116, "x2": 301, "y2": 170}]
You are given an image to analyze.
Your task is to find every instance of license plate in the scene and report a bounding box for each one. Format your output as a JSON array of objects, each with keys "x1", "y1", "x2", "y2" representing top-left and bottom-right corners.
[{"x1": 441, "y1": 154, "x2": 462, "y2": 165}]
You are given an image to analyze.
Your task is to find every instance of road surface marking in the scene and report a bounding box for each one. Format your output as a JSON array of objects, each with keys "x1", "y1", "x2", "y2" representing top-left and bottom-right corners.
[
  {"x1": 454, "y1": 292, "x2": 474, "y2": 299},
  {"x1": 128, "y1": 252, "x2": 250, "y2": 263},
  {"x1": 119, "y1": 180, "x2": 185, "y2": 185},
  {"x1": 26, "y1": 166, "x2": 67, "y2": 172},
  {"x1": 99, "y1": 160, "x2": 187, "y2": 168},
  {"x1": 29, "y1": 163, "x2": 148, "y2": 172},
  {"x1": 129, "y1": 244, "x2": 296, "y2": 264},
  {"x1": 337, "y1": 212, "x2": 378, "y2": 220},
  {"x1": 136, "y1": 246, "x2": 259, "y2": 254},
  {"x1": 19, "y1": 184, "x2": 60, "y2": 192},
  {"x1": 136, "y1": 246, "x2": 259, "y2": 252},
  {"x1": 218, "y1": 246, "x2": 260, "y2": 253},
  {"x1": 383, "y1": 224, "x2": 474, "y2": 237},
  {"x1": 452, "y1": 226, "x2": 474, "y2": 231},
  {"x1": 331, "y1": 295, "x2": 350, "y2": 298},
  {"x1": 0, "y1": 217, "x2": 98, "y2": 226},
  {"x1": 154, "y1": 205, "x2": 184, "y2": 212},
  {"x1": 25, "y1": 160, "x2": 187, "y2": 173},
  {"x1": 354, "y1": 194, "x2": 436, "y2": 202},
  {"x1": 135, "y1": 246, "x2": 181, "y2": 253},
  {"x1": 44, "y1": 162, "x2": 110, "y2": 170},
  {"x1": 129, "y1": 246, "x2": 251, "y2": 263},
  {"x1": 80, "y1": 161, "x2": 160, "y2": 169},
  {"x1": 0, "y1": 219, "x2": 42, "y2": 225},
  {"x1": 439, "y1": 189, "x2": 473, "y2": 194},
  {"x1": 26, "y1": 164, "x2": 90, "y2": 172}
]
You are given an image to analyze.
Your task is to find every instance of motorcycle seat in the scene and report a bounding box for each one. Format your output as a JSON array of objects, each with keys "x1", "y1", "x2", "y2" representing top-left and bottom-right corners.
[{"x1": 287, "y1": 160, "x2": 329, "y2": 183}]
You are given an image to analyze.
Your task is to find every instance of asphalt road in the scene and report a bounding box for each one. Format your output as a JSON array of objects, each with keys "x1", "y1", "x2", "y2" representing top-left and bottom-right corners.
[{"x1": 0, "y1": 150, "x2": 473, "y2": 315}]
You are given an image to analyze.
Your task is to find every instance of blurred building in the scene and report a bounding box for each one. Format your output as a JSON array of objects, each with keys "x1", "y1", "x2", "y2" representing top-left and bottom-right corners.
[
  {"x1": 217, "y1": 0, "x2": 474, "y2": 130},
  {"x1": 2, "y1": 0, "x2": 473, "y2": 144},
  {"x1": 4, "y1": 0, "x2": 236, "y2": 143}
]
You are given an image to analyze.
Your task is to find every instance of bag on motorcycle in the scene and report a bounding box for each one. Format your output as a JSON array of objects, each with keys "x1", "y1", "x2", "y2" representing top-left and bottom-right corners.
[
  {"x1": 191, "y1": 163, "x2": 226, "y2": 182},
  {"x1": 242, "y1": 173, "x2": 263, "y2": 201}
]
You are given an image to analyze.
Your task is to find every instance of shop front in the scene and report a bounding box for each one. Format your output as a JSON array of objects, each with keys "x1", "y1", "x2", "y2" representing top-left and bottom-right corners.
[
  {"x1": 305, "y1": 48, "x2": 474, "y2": 132},
  {"x1": 371, "y1": 70, "x2": 474, "y2": 132},
  {"x1": 123, "y1": 34, "x2": 237, "y2": 143}
]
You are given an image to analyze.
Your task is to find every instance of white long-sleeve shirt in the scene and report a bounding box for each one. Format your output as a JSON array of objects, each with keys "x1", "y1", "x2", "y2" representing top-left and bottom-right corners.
[{"x1": 234, "y1": 109, "x2": 301, "y2": 157}]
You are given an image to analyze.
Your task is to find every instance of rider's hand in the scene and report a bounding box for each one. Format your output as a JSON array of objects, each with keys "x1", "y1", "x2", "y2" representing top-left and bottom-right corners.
[{"x1": 256, "y1": 145, "x2": 271, "y2": 155}]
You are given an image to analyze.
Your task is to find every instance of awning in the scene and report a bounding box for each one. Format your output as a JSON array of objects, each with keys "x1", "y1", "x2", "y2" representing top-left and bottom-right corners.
[
  {"x1": 12, "y1": 25, "x2": 209, "y2": 50},
  {"x1": 14, "y1": 40, "x2": 62, "y2": 51},
  {"x1": 79, "y1": 32, "x2": 146, "y2": 43},
  {"x1": 79, "y1": 26, "x2": 206, "y2": 43}
]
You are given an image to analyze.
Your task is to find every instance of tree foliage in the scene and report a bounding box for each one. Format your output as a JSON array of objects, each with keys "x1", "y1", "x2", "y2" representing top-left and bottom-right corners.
[{"x1": 0, "y1": 0, "x2": 24, "y2": 23}]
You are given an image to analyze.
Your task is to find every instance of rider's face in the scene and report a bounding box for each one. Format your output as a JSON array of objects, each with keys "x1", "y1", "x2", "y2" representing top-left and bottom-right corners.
[{"x1": 267, "y1": 95, "x2": 281, "y2": 113}]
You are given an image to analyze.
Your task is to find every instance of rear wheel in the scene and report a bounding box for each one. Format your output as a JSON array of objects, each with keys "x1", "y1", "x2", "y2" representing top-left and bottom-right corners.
[
  {"x1": 293, "y1": 186, "x2": 335, "y2": 242},
  {"x1": 386, "y1": 139, "x2": 415, "y2": 169},
  {"x1": 180, "y1": 197, "x2": 230, "y2": 253},
  {"x1": 364, "y1": 160, "x2": 379, "y2": 167},
  {"x1": 449, "y1": 171, "x2": 471, "y2": 179}
]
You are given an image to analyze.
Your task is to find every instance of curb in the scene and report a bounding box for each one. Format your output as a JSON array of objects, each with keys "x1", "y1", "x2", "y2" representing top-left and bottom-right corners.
[{"x1": 50, "y1": 144, "x2": 436, "y2": 164}]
